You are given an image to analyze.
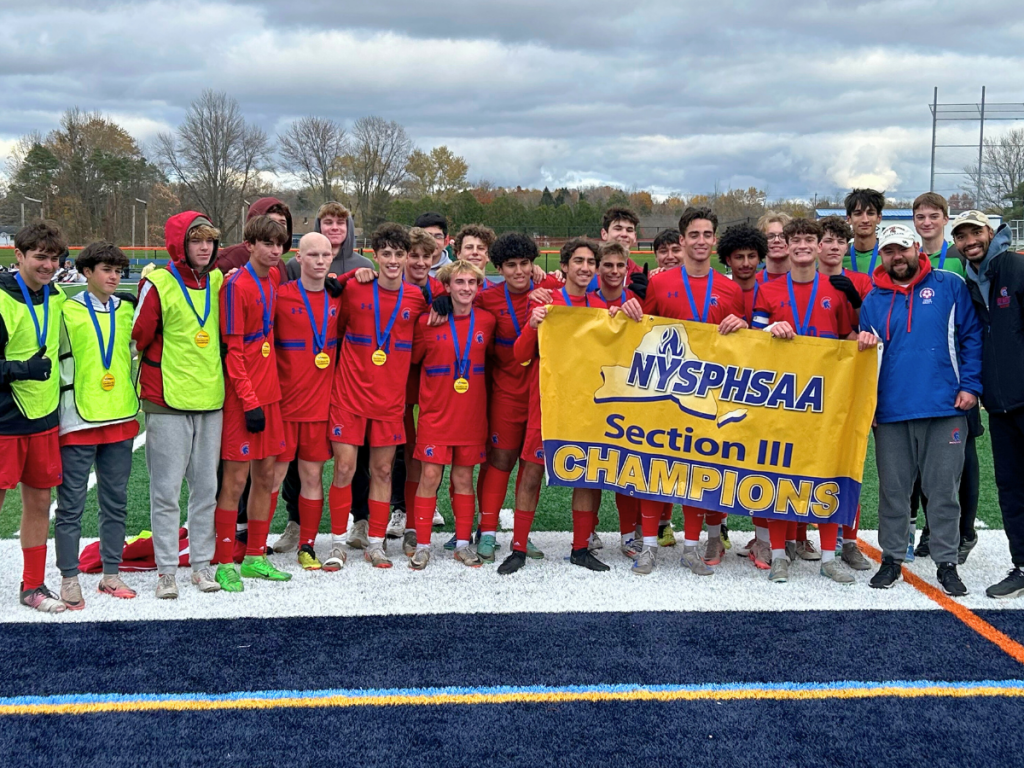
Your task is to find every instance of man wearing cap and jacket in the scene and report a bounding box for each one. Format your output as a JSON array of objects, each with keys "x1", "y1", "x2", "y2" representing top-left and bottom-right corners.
[
  {"x1": 857, "y1": 223, "x2": 983, "y2": 597},
  {"x1": 955, "y1": 210, "x2": 1024, "y2": 599}
]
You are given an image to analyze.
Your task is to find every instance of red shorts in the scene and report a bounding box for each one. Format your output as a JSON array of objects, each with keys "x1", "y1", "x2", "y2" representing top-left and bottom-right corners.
[
  {"x1": 488, "y1": 391, "x2": 528, "y2": 452},
  {"x1": 404, "y1": 406, "x2": 417, "y2": 446},
  {"x1": 0, "y1": 427, "x2": 62, "y2": 489},
  {"x1": 519, "y1": 427, "x2": 545, "y2": 466},
  {"x1": 221, "y1": 400, "x2": 287, "y2": 462},
  {"x1": 278, "y1": 420, "x2": 331, "y2": 464},
  {"x1": 414, "y1": 442, "x2": 488, "y2": 467},
  {"x1": 329, "y1": 405, "x2": 405, "y2": 447}
]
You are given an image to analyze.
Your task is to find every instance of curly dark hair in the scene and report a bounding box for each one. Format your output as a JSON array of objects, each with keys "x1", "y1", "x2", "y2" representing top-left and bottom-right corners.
[
  {"x1": 818, "y1": 215, "x2": 853, "y2": 242},
  {"x1": 717, "y1": 224, "x2": 767, "y2": 266},
  {"x1": 371, "y1": 222, "x2": 411, "y2": 253},
  {"x1": 489, "y1": 232, "x2": 539, "y2": 268},
  {"x1": 782, "y1": 218, "x2": 823, "y2": 242}
]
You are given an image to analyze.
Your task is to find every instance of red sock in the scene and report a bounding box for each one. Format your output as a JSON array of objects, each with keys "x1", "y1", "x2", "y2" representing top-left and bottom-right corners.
[
  {"x1": 328, "y1": 484, "x2": 351, "y2": 536},
  {"x1": 367, "y1": 499, "x2": 390, "y2": 539},
  {"x1": 682, "y1": 505, "x2": 705, "y2": 542},
  {"x1": 246, "y1": 517, "x2": 270, "y2": 557},
  {"x1": 298, "y1": 496, "x2": 322, "y2": 547},
  {"x1": 660, "y1": 502, "x2": 674, "y2": 523},
  {"x1": 413, "y1": 495, "x2": 435, "y2": 545},
  {"x1": 705, "y1": 511, "x2": 726, "y2": 526},
  {"x1": 819, "y1": 523, "x2": 838, "y2": 553},
  {"x1": 786, "y1": 521, "x2": 798, "y2": 541},
  {"x1": 796, "y1": 523, "x2": 808, "y2": 542},
  {"x1": 769, "y1": 519, "x2": 789, "y2": 551},
  {"x1": 752, "y1": 517, "x2": 769, "y2": 530},
  {"x1": 21, "y1": 544, "x2": 46, "y2": 591},
  {"x1": 452, "y1": 493, "x2": 475, "y2": 542},
  {"x1": 639, "y1": 499, "x2": 661, "y2": 539},
  {"x1": 615, "y1": 494, "x2": 638, "y2": 535},
  {"x1": 843, "y1": 506, "x2": 861, "y2": 540},
  {"x1": 479, "y1": 467, "x2": 511, "y2": 533},
  {"x1": 477, "y1": 463, "x2": 488, "y2": 501},
  {"x1": 572, "y1": 507, "x2": 596, "y2": 550},
  {"x1": 270, "y1": 491, "x2": 279, "y2": 517},
  {"x1": 214, "y1": 507, "x2": 236, "y2": 564},
  {"x1": 404, "y1": 481, "x2": 419, "y2": 520},
  {"x1": 512, "y1": 508, "x2": 535, "y2": 552}
]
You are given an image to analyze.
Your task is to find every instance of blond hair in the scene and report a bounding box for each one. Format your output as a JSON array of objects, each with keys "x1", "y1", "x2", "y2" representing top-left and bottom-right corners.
[
  {"x1": 437, "y1": 259, "x2": 485, "y2": 286},
  {"x1": 188, "y1": 223, "x2": 220, "y2": 241},
  {"x1": 756, "y1": 211, "x2": 791, "y2": 234},
  {"x1": 408, "y1": 227, "x2": 439, "y2": 256}
]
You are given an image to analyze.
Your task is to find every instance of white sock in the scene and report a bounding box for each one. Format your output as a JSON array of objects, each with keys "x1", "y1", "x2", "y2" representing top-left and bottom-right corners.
[
  {"x1": 707, "y1": 524, "x2": 721, "y2": 538},
  {"x1": 456, "y1": 540, "x2": 469, "y2": 549},
  {"x1": 772, "y1": 548, "x2": 788, "y2": 561},
  {"x1": 236, "y1": 523, "x2": 248, "y2": 533},
  {"x1": 405, "y1": 527, "x2": 415, "y2": 534},
  {"x1": 822, "y1": 550, "x2": 836, "y2": 563},
  {"x1": 332, "y1": 534, "x2": 345, "y2": 547},
  {"x1": 755, "y1": 527, "x2": 769, "y2": 542},
  {"x1": 643, "y1": 536, "x2": 658, "y2": 547},
  {"x1": 417, "y1": 543, "x2": 430, "y2": 551},
  {"x1": 368, "y1": 536, "x2": 384, "y2": 545},
  {"x1": 684, "y1": 539, "x2": 699, "y2": 547}
]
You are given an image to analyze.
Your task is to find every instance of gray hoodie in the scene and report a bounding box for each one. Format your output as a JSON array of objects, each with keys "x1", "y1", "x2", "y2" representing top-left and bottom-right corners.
[
  {"x1": 964, "y1": 224, "x2": 1013, "y2": 310},
  {"x1": 284, "y1": 210, "x2": 373, "y2": 282}
]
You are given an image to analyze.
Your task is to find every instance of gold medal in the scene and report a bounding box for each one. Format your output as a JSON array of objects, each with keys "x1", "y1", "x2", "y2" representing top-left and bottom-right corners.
[
  {"x1": 454, "y1": 377, "x2": 469, "y2": 394},
  {"x1": 194, "y1": 329, "x2": 210, "y2": 348},
  {"x1": 521, "y1": 359, "x2": 531, "y2": 367},
  {"x1": 314, "y1": 352, "x2": 331, "y2": 369},
  {"x1": 261, "y1": 341, "x2": 271, "y2": 358},
  {"x1": 100, "y1": 373, "x2": 116, "y2": 392},
  {"x1": 372, "y1": 349, "x2": 387, "y2": 366}
]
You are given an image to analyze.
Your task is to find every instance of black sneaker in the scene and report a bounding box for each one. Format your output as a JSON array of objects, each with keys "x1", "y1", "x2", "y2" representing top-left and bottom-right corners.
[
  {"x1": 957, "y1": 533, "x2": 978, "y2": 565},
  {"x1": 986, "y1": 568, "x2": 1024, "y2": 600},
  {"x1": 570, "y1": 548, "x2": 610, "y2": 572},
  {"x1": 869, "y1": 557, "x2": 902, "y2": 589},
  {"x1": 914, "y1": 533, "x2": 930, "y2": 559},
  {"x1": 720, "y1": 521, "x2": 730, "y2": 547},
  {"x1": 497, "y1": 550, "x2": 527, "y2": 576},
  {"x1": 937, "y1": 563, "x2": 968, "y2": 597}
]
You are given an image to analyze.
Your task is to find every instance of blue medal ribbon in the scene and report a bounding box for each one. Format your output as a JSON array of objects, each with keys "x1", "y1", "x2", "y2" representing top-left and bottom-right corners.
[
  {"x1": 448, "y1": 309, "x2": 475, "y2": 381},
  {"x1": 786, "y1": 272, "x2": 819, "y2": 336},
  {"x1": 503, "y1": 280, "x2": 533, "y2": 337},
  {"x1": 13, "y1": 273, "x2": 50, "y2": 349},
  {"x1": 560, "y1": 287, "x2": 589, "y2": 307},
  {"x1": 372, "y1": 279, "x2": 405, "y2": 354},
  {"x1": 849, "y1": 243, "x2": 879, "y2": 274},
  {"x1": 168, "y1": 261, "x2": 210, "y2": 328},
  {"x1": 937, "y1": 241, "x2": 948, "y2": 270},
  {"x1": 244, "y1": 263, "x2": 273, "y2": 338},
  {"x1": 297, "y1": 281, "x2": 328, "y2": 355},
  {"x1": 85, "y1": 294, "x2": 116, "y2": 370},
  {"x1": 680, "y1": 267, "x2": 714, "y2": 323}
]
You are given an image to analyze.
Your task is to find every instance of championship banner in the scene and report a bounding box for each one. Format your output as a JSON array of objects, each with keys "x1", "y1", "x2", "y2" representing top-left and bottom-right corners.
[{"x1": 538, "y1": 307, "x2": 878, "y2": 526}]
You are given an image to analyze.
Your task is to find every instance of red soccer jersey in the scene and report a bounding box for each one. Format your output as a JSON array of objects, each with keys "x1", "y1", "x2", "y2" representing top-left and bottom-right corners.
[
  {"x1": 405, "y1": 276, "x2": 447, "y2": 405},
  {"x1": 745, "y1": 269, "x2": 787, "y2": 324},
  {"x1": 274, "y1": 281, "x2": 342, "y2": 422},
  {"x1": 476, "y1": 282, "x2": 533, "y2": 403},
  {"x1": 643, "y1": 267, "x2": 745, "y2": 324},
  {"x1": 333, "y1": 278, "x2": 428, "y2": 421},
  {"x1": 220, "y1": 265, "x2": 282, "y2": 409},
  {"x1": 412, "y1": 309, "x2": 496, "y2": 446},
  {"x1": 752, "y1": 273, "x2": 853, "y2": 339}
]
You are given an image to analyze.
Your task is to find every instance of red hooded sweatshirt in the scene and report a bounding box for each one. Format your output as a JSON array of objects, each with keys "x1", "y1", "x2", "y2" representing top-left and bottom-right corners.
[
  {"x1": 870, "y1": 253, "x2": 931, "y2": 340},
  {"x1": 216, "y1": 197, "x2": 293, "y2": 273},
  {"x1": 132, "y1": 211, "x2": 220, "y2": 411}
]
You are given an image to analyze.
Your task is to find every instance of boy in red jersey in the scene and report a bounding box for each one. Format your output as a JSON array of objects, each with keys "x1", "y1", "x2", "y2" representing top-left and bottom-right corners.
[
  {"x1": 327, "y1": 223, "x2": 428, "y2": 568},
  {"x1": 214, "y1": 215, "x2": 291, "y2": 587},
  {"x1": 271, "y1": 232, "x2": 341, "y2": 571},
  {"x1": 620, "y1": 208, "x2": 746, "y2": 577},
  {"x1": 408, "y1": 261, "x2": 496, "y2": 569},
  {"x1": 751, "y1": 218, "x2": 859, "y2": 585}
]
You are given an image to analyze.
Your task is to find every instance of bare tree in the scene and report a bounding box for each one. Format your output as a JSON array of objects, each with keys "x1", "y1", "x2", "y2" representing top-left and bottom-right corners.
[
  {"x1": 278, "y1": 116, "x2": 347, "y2": 205},
  {"x1": 338, "y1": 116, "x2": 412, "y2": 227},
  {"x1": 156, "y1": 90, "x2": 273, "y2": 239},
  {"x1": 963, "y1": 128, "x2": 1024, "y2": 212}
]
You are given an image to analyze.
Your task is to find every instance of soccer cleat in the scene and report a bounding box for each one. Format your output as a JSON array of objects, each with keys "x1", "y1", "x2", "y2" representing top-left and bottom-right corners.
[
  {"x1": 347, "y1": 519, "x2": 370, "y2": 550},
  {"x1": 905, "y1": 542, "x2": 916, "y2": 563},
  {"x1": 869, "y1": 557, "x2": 902, "y2": 590},
  {"x1": 721, "y1": 522, "x2": 731, "y2": 550},
  {"x1": 364, "y1": 544, "x2": 393, "y2": 569},
  {"x1": 749, "y1": 539, "x2": 772, "y2": 570},
  {"x1": 820, "y1": 560, "x2": 855, "y2": 584},
  {"x1": 20, "y1": 583, "x2": 66, "y2": 613},
  {"x1": 680, "y1": 545, "x2": 714, "y2": 576},
  {"x1": 215, "y1": 563, "x2": 244, "y2": 593},
  {"x1": 240, "y1": 555, "x2": 293, "y2": 581},
  {"x1": 795, "y1": 540, "x2": 821, "y2": 561},
  {"x1": 432, "y1": 507, "x2": 445, "y2": 527},
  {"x1": 937, "y1": 563, "x2": 968, "y2": 597},
  {"x1": 61, "y1": 576, "x2": 85, "y2": 611},
  {"x1": 657, "y1": 525, "x2": 676, "y2": 547},
  {"x1": 913, "y1": 533, "x2": 930, "y2": 559},
  {"x1": 631, "y1": 546, "x2": 656, "y2": 575},
  {"x1": 620, "y1": 535, "x2": 642, "y2": 559},
  {"x1": 477, "y1": 533, "x2": 498, "y2": 563},
  {"x1": 704, "y1": 537, "x2": 726, "y2": 566},
  {"x1": 386, "y1": 510, "x2": 406, "y2": 539},
  {"x1": 297, "y1": 544, "x2": 322, "y2": 570},
  {"x1": 98, "y1": 574, "x2": 137, "y2": 599},
  {"x1": 402, "y1": 531, "x2": 417, "y2": 557},
  {"x1": 155, "y1": 573, "x2": 179, "y2": 599},
  {"x1": 570, "y1": 548, "x2": 611, "y2": 572},
  {"x1": 768, "y1": 557, "x2": 790, "y2": 583},
  {"x1": 191, "y1": 567, "x2": 222, "y2": 593},
  {"x1": 273, "y1": 520, "x2": 300, "y2": 553},
  {"x1": 409, "y1": 548, "x2": 430, "y2": 570},
  {"x1": 957, "y1": 533, "x2": 978, "y2": 565},
  {"x1": 986, "y1": 568, "x2": 1024, "y2": 600},
  {"x1": 322, "y1": 546, "x2": 347, "y2": 572},
  {"x1": 736, "y1": 536, "x2": 756, "y2": 558},
  {"x1": 785, "y1": 541, "x2": 797, "y2": 562},
  {"x1": 588, "y1": 532, "x2": 604, "y2": 551},
  {"x1": 453, "y1": 547, "x2": 483, "y2": 568},
  {"x1": 841, "y1": 541, "x2": 871, "y2": 571},
  {"x1": 498, "y1": 550, "x2": 527, "y2": 575},
  {"x1": 443, "y1": 533, "x2": 457, "y2": 551},
  {"x1": 526, "y1": 538, "x2": 544, "y2": 559}
]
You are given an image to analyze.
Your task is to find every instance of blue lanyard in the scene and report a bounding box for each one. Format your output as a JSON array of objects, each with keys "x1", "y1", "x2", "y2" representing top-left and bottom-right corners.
[
  {"x1": 168, "y1": 261, "x2": 210, "y2": 328},
  {"x1": 372, "y1": 279, "x2": 404, "y2": 353},
  {"x1": 849, "y1": 243, "x2": 878, "y2": 274},
  {"x1": 504, "y1": 281, "x2": 532, "y2": 337},
  {"x1": 85, "y1": 294, "x2": 116, "y2": 370},
  {"x1": 244, "y1": 263, "x2": 273, "y2": 338},
  {"x1": 786, "y1": 272, "x2": 819, "y2": 336},
  {"x1": 13, "y1": 273, "x2": 50, "y2": 348},
  {"x1": 448, "y1": 309, "x2": 475, "y2": 380},
  {"x1": 681, "y1": 268, "x2": 714, "y2": 323},
  {"x1": 561, "y1": 287, "x2": 589, "y2": 307},
  {"x1": 297, "y1": 281, "x2": 328, "y2": 354},
  {"x1": 937, "y1": 241, "x2": 948, "y2": 269},
  {"x1": 422, "y1": 280, "x2": 433, "y2": 304}
]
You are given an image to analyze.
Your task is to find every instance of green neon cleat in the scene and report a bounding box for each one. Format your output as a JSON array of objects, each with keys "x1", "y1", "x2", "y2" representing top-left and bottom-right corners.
[
  {"x1": 215, "y1": 563, "x2": 244, "y2": 593},
  {"x1": 240, "y1": 555, "x2": 292, "y2": 581}
]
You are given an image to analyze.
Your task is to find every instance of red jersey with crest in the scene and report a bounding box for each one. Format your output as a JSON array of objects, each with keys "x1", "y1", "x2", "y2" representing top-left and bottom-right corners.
[
  {"x1": 274, "y1": 281, "x2": 342, "y2": 421},
  {"x1": 475, "y1": 282, "x2": 534, "y2": 403},
  {"x1": 333, "y1": 278, "x2": 428, "y2": 421},
  {"x1": 412, "y1": 309, "x2": 496, "y2": 446},
  {"x1": 751, "y1": 274, "x2": 853, "y2": 339},
  {"x1": 405, "y1": 275, "x2": 447, "y2": 405},
  {"x1": 643, "y1": 267, "x2": 745, "y2": 324},
  {"x1": 741, "y1": 269, "x2": 787, "y2": 324},
  {"x1": 220, "y1": 266, "x2": 282, "y2": 409}
]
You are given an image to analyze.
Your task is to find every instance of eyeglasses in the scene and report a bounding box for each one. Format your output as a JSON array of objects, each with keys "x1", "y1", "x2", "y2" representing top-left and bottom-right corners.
[{"x1": 766, "y1": 234, "x2": 786, "y2": 241}]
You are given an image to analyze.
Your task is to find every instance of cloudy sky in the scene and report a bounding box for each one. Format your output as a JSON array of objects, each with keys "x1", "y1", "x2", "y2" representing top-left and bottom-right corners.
[{"x1": 2, "y1": 0, "x2": 1022, "y2": 200}]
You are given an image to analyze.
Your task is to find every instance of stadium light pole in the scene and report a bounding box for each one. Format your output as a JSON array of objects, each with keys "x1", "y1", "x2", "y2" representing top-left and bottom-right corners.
[
  {"x1": 23, "y1": 196, "x2": 43, "y2": 227},
  {"x1": 136, "y1": 198, "x2": 148, "y2": 259}
]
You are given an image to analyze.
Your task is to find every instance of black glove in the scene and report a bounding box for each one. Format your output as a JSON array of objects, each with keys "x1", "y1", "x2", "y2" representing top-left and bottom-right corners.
[
  {"x1": 419, "y1": 284, "x2": 433, "y2": 306},
  {"x1": 628, "y1": 263, "x2": 649, "y2": 301},
  {"x1": 244, "y1": 406, "x2": 266, "y2": 434},
  {"x1": 13, "y1": 348, "x2": 51, "y2": 382},
  {"x1": 324, "y1": 277, "x2": 344, "y2": 298},
  {"x1": 431, "y1": 295, "x2": 453, "y2": 317},
  {"x1": 829, "y1": 274, "x2": 862, "y2": 309}
]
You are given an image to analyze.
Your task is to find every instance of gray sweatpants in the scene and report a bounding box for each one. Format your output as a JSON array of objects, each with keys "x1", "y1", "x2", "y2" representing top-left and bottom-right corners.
[
  {"x1": 54, "y1": 438, "x2": 134, "y2": 577},
  {"x1": 145, "y1": 411, "x2": 222, "y2": 575},
  {"x1": 875, "y1": 415, "x2": 966, "y2": 565}
]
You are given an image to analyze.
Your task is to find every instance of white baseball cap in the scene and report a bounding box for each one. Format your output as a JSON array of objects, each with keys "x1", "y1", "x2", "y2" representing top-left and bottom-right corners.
[{"x1": 877, "y1": 224, "x2": 917, "y2": 250}]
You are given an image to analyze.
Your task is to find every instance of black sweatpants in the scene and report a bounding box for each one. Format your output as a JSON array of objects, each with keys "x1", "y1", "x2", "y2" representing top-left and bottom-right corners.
[{"x1": 988, "y1": 406, "x2": 1024, "y2": 568}]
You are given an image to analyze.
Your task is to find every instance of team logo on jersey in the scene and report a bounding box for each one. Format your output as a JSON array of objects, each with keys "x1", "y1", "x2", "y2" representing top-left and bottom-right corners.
[
  {"x1": 710, "y1": 296, "x2": 719, "y2": 306},
  {"x1": 475, "y1": 332, "x2": 484, "y2": 344},
  {"x1": 424, "y1": 445, "x2": 436, "y2": 457},
  {"x1": 821, "y1": 297, "x2": 831, "y2": 310},
  {"x1": 950, "y1": 428, "x2": 962, "y2": 445},
  {"x1": 491, "y1": 432, "x2": 499, "y2": 445},
  {"x1": 240, "y1": 442, "x2": 250, "y2": 456},
  {"x1": 534, "y1": 447, "x2": 544, "y2": 459},
  {"x1": 920, "y1": 287, "x2": 934, "y2": 305},
  {"x1": 332, "y1": 425, "x2": 342, "y2": 437},
  {"x1": 330, "y1": 306, "x2": 338, "y2": 317},
  {"x1": 402, "y1": 308, "x2": 411, "y2": 320},
  {"x1": 998, "y1": 286, "x2": 1011, "y2": 309}
]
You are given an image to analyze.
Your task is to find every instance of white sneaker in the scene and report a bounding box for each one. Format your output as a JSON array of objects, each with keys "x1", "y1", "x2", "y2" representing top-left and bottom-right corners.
[
  {"x1": 191, "y1": 567, "x2": 222, "y2": 593},
  {"x1": 386, "y1": 510, "x2": 406, "y2": 539},
  {"x1": 347, "y1": 519, "x2": 370, "y2": 549},
  {"x1": 156, "y1": 573, "x2": 179, "y2": 599},
  {"x1": 432, "y1": 508, "x2": 444, "y2": 527},
  {"x1": 273, "y1": 520, "x2": 300, "y2": 553}
]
